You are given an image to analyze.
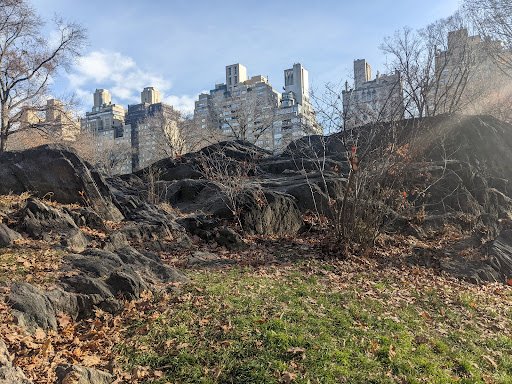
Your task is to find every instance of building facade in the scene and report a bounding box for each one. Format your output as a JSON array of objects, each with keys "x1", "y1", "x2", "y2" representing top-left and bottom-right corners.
[
  {"x1": 276, "y1": 63, "x2": 321, "y2": 148},
  {"x1": 8, "y1": 99, "x2": 80, "y2": 151},
  {"x1": 126, "y1": 88, "x2": 180, "y2": 171},
  {"x1": 194, "y1": 63, "x2": 321, "y2": 151},
  {"x1": 81, "y1": 88, "x2": 180, "y2": 175},
  {"x1": 342, "y1": 59, "x2": 404, "y2": 128},
  {"x1": 433, "y1": 28, "x2": 512, "y2": 117}
]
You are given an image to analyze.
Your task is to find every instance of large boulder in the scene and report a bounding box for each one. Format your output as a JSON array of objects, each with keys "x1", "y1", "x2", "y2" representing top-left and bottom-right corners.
[
  {"x1": 487, "y1": 229, "x2": 512, "y2": 281},
  {"x1": 56, "y1": 364, "x2": 112, "y2": 384},
  {"x1": 135, "y1": 140, "x2": 270, "y2": 182},
  {"x1": 238, "y1": 190, "x2": 304, "y2": 236},
  {"x1": 0, "y1": 144, "x2": 123, "y2": 221},
  {"x1": 8, "y1": 282, "x2": 58, "y2": 332},
  {"x1": 0, "y1": 339, "x2": 32, "y2": 383},
  {"x1": 9, "y1": 246, "x2": 189, "y2": 331},
  {"x1": 0, "y1": 223, "x2": 21, "y2": 247},
  {"x1": 21, "y1": 199, "x2": 89, "y2": 251}
]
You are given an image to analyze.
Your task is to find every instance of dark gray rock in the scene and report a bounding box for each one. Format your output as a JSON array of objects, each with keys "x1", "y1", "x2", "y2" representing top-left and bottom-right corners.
[
  {"x1": 55, "y1": 363, "x2": 112, "y2": 384},
  {"x1": 177, "y1": 214, "x2": 219, "y2": 241},
  {"x1": 238, "y1": 190, "x2": 304, "y2": 236},
  {"x1": 8, "y1": 283, "x2": 57, "y2": 331},
  {"x1": 60, "y1": 229, "x2": 89, "y2": 252},
  {"x1": 407, "y1": 229, "x2": 512, "y2": 284},
  {"x1": 0, "y1": 339, "x2": 32, "y2": 383},
  {"x1": 9, "y1": 246, "x2": 188, "y2": 332},
  {"x1": 114, "y1": 247, "x2": 189, "y2": 284},
  {"x1": 488, "y1": 229, "x2": 512, "y2": 281},
  {"x1": 20, "y1": 199, "x2": 90, "y2": 251},
  {"x1": 0, "y1": 144, "x2": 123, "y2": 221},
  {"x1": 44, "y1": 289, "x2": 80, "y2": 321},
  {"x1": 0, "y1": 223, "x2": 21, "y2": 247},
  {"x1": 101, "y1": 231, "x2": 129, "y2": 252},
  {"x1": 440, "y1": 253, "x2": 502, "y2": 285},
  {"x1": 22, "y1": 199, "x2": 77, "y2": 241},
  {"x1": 215, "y1": 227, "x2": 247, "y2": 250},
  {"x1": 78, "y1": 208, "x2": 108, "y2": 232}
]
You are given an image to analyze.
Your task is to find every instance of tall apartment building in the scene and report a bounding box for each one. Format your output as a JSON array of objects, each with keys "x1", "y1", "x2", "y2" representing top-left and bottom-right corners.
[
  {"x1": 126, "y1": 88, "x2": 180, "y2": 171},
  {"x1": 433, "y1": 28, "x2": 511, "y2": 116},
  {"x1": 8, "y1": 99, "x2": 80, "y2": 151},
  {"x1": 342, "y1": 59, "x2": 404, "y2": 128},
  {"x1": 276, "y1": 63, "x2": 321, "y2": 147},
  {"x1": 80, "y1": 89, "x2": 131, "y2": 175},
  {"x1": 45, "y1": 99, "x2": 80, "y2": 141},
  {"x1": 81, "y1": 88, "x2": 180, "y2": 175},
  {"x1": 194, "y1": 63, "x2": 321, "y2": 151}
]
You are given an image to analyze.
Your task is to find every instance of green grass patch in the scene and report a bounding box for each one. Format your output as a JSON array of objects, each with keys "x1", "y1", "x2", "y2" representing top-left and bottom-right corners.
[{"x1": 117, "y1": 262, "x2": 512, "y2": 383}]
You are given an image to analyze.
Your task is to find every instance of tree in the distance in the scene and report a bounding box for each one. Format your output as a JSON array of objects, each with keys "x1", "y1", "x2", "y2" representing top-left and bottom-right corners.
[
  {"x1": 462, "y1": 0, "x2": 512, "y2": 72},
  {"x1": 0, "y1": 0, "x2": 86, "y2": 153},
  {"x1": 380, "y1": 13, "x2": 475, "y2": 118}
]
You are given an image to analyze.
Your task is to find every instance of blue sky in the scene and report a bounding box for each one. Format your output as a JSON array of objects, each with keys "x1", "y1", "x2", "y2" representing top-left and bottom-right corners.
[{"x1": 32, "y1": 0, "x2": 460, "y2": 114}]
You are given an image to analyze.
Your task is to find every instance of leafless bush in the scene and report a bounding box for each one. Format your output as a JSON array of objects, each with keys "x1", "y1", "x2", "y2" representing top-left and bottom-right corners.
[{"x1": 196, "y1": 144, "x2": 264, "y2": 228}]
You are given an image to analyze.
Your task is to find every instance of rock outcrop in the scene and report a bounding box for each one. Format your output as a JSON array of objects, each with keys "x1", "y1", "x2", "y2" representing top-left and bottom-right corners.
[
  {"x1": 9, "y1": 246, "x2": 189, "y2": 332},
  {"x1": 0, "y1": 223, "x2": 21, "y2": 247},
  {"x1": 0, "y1": 339, "x2": 32, "y2": 383},
  {"x1": 0, "y1": 144, "x2": 123, "y2": 221},
  {"x1": 55, "y1": 363, "x2": 112, "y2": 384}
]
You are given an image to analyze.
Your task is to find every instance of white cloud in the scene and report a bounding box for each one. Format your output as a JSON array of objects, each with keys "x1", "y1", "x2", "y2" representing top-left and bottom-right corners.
[
  {"x1": 162, "y1": 94, "x2": 198, "y2": 115},
  {"x1": 68, "y1": 50, "x2": 171, "y2": 105}
]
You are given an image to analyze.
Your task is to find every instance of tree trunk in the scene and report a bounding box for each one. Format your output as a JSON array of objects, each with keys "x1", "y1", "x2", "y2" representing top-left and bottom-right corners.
[{"x1": 0, "y1": 101, "x2": 8, "y2": 153}]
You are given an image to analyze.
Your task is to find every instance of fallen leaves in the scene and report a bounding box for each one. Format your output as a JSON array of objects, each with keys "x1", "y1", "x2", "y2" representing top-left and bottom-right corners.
[
  {"x1": 482, "y1": 355, "x2": 498, "y2": 370},
  {"x1": 280, "y1": 371, "x2": 297, "y2": 383},
  {"x1": 388, "y1": 344, "x2": 396, "y2": 361}
]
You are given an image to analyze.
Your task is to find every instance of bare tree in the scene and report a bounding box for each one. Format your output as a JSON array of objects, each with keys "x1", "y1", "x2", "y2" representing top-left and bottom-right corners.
[
  {"x1": 72, "y1": 129, "x2": 132, "y2": 177},
  {"x1": 218, "y1": 95, "x2": 277, "y2": 144},
  {"x1": 0, "y1": 0, "x2": 86, "y2": 152},
  {"x1": 381, "y1": 13, "x2": 475, "y2": 118},
  {"x1": 140, "y1": 109, "x2": 185, "y2": 159},
  {"x1": 195, "y1": 85, "x2": 280, "y2": 151},
  {"x1": 462, "y1": 0, "x2": 512, "y2": 71},
  {"x1": 91, "y1": 140, "x2": 132, "y2": 177}
]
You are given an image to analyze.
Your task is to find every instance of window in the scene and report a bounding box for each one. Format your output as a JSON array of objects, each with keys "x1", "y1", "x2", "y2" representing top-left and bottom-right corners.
[{"x1": 228, "y1": 68, "x2": 231, "y2": 76}]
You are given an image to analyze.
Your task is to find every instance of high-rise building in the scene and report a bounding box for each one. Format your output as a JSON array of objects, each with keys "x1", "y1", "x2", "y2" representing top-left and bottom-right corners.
[
  {"x1": 276, "y1": 63, "x2": 321, "y2": 147},
  {"x1": 433, "y1": 28, "x2": 512, "y2": 117},
  {"x1": 82, "y1": 87, "x2": 180, "y2": 175},
  {"x1": 45, "y1": 99, "x2": 80, "y2": 141},
  {"x1": 141, "y1": 87, "x2": 162, "y2": 104},
  {"x1": 126, "y1": 90, "x2": 180, "y2": 171},
  {"x1": 93, "y1": 89, "x2": 112, "y2": 112},
  {"x1": 225, "y1": 64, "x2": 248, "y2": 92},
  {"x1": 342, "y1": 60, "x2": 404, "y2": 128},
  {"x1": 81, "y1": 89, "x2": 131, "y2": 175},
  {"x1": 353, "y1": 59, "x2": 372, "y2": 89},
  {"x1": 193, "y1": 63, "x2": 321, "y2": 151}
]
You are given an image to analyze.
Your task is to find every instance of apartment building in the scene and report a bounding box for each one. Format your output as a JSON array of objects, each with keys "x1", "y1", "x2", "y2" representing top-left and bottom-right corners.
[
  {"x1": 194, "y1": 63, "x2": 321, "y2": 151},
  {"x1": 126, "y1": 87, "x2": 181, "y2": 171},
  {"x1": 275, "y1": 63, "x2": 322, "y2": 148},
  {"x1": 45, "y1": 99, "x2": 81, "y2": 141},
  {"x1": 8, "y1": 99, "x2": 80, "y2": 151},
  {"x1": 342, "y1": 59, "x2": 404, "y2": 128},
  {"x1": 433, "y1": 28, "x2": 512, "y2": 116},
  {"x1": 81, "y1": 87, "x2": 180, "y2": 175}
]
